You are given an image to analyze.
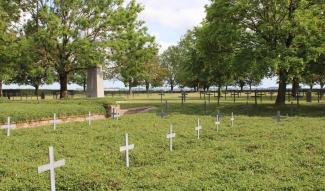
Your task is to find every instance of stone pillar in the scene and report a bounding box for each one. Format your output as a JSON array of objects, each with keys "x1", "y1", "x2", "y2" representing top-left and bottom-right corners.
[
  {"x1": 306, "y1": 91, "x2": 312, "y2": 102},
  {"x1": 87, "y1": 66, "x2": 104, "y2": 98}
]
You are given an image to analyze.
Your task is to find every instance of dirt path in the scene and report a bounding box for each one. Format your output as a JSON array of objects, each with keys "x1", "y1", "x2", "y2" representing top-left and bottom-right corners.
[{"x1": 7, "y1": 106, "x2": 154, "y2": 129}]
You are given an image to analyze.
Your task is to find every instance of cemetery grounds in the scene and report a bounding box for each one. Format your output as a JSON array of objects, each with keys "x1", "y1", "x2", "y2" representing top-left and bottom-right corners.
[{"x1": 0, "y1": 93, "x2": 324, "y2": 190}]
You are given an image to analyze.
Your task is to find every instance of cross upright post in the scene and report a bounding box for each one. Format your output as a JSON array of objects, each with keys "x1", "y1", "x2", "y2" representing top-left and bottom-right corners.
[
  {"x1": 230, "y1": 112, "x2": 234, "y2": 127},
  {"x1": 158, "y1": 91, "x2": 165, "y2": 103},
  {"x1": 195, "y1": 119, "x2": 202, "y2": 139},
  {"x1": 50, "y1": 113, "x2": 61, "y2": 130},
  {"x1": 119, "y1": 133, "x2": 135, "y2": 167},
  {"x1": 215, "y1": 114, "x2": 220, "y2": 132},
  {"x1": 166, "y1": 124, "x2": 176, "y2": 151},
  {"x1": 1, "y1": 117, "x2": 16, "y2": 136},
  {"x1": 86, "y1": 112, "x2": 92, "y2": 127},
  {"x1": 38, "y1": 146, "x2": 65, "y2": 191},
  {"x1": 111, "y1": 108, "x2": 119, "y2": 120}
]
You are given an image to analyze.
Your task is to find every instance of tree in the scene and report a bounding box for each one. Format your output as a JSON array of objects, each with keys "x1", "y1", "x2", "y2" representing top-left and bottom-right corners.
[
  {"x1": 11, "y1": 7, "x2": 54, "y2": 96},
  {"x1": 70, "y1": 70, "x2": 87, "y2": 92},
  {"x1": 160, "y1": 46, "x2": 182, "y2": 91},
  {"x1": 196, "y1": 2, "x2": 239, "y2": 93},
  {"x1": 21, "y1": 0, "x2": 141, "y2": 98},
  {"x1": 111, "y1": 1, "x2": 158, "y2": 94},
  {"x1": 143, "y1": 56, "x2": 167, "y2": 93},
  {"x1": 203, "y1": 0, "x2": 324, "y2": 105},
  {"x1": 0, "y1": 1, "x2": 19, "y2": 97}
]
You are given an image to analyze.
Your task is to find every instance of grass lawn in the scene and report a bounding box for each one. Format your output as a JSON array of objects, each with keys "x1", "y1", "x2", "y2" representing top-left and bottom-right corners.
[
  {"x1": 0, "y1": 97, "x2": 122, "y2": 123},
  {"x1": 0, "y1": 96, "x2": 324, "y2": 190}
]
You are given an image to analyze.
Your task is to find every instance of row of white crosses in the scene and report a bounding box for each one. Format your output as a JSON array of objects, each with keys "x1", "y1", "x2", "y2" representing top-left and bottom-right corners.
[
  {"x1": 50, "y1": 112, "x2": 94, "y2": 130},
  {"x1": 33, "y1": 113, "x2": 234, "y2": 190},
  {"x1": 215, "y1": 112, "x2": 235, "y2": 132},
  {"x1": 51, "y1": 112, "x2": 95, "y2": 130},
  {"x1": 119, "y1": 114, "x2": 236, "y2": 168},
  {"x1": 1, "y1": 111, "x2": 98, "y2": 137}
]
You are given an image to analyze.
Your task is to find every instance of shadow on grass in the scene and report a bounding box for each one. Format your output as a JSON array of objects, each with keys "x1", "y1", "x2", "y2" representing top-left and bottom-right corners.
[{"x1": 122, "y1": 101, "x2": 325, "y2": 118}]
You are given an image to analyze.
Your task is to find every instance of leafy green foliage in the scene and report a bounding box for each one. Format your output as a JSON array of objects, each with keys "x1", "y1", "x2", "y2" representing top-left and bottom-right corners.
[{"x1": 111, "y1": 1, "x2": 158, "y2": 93}]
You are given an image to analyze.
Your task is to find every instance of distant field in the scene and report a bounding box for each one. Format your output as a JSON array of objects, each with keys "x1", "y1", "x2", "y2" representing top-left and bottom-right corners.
[
  {"x1": 1, "y1": 92, "x2": 324, "y2": 123},
  {"x1": 0, "y1": 96, "x2": 324, "y2": 190}
]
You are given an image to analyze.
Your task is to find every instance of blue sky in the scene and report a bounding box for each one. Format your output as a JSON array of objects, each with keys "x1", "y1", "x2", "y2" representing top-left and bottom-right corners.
[{"x1": 5, "y1": 0, "x2": 278, "y2": 90}]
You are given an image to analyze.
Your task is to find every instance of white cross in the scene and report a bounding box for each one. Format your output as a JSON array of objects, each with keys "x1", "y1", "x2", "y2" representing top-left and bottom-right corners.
[
  {"x1": 112, "y1": 108, "x2": 120, "y2": 120},
  {"x1": 215, "y1": 115, "x2": 220, "y2": 132},
  {"x1": 119, "y1": 133, "x2": 134, "y2": 168},
  {"x1": 166, "y1": 124, "x2": 176, "y2": 151},
  {"x1": 50, "y1": 113, "x2": 61, "y2": 130},
  {"x1": 274, "y1": 110, "x2": 286, "y2": 122},
  {"x1": 1, "y1": 117, "x2": 16, "y2": 137},
  {"x1": 38, "y1": 146, "x2": 65, "y2": 191},
  {"x1": 195, "y1": 118, "x2": 202, "y2": 139},
  {"x1": 230, "y1": 112, "x2": 235, "y2": 127},
  {"x1": 86, "y1": 112, "x2": 92, "y2": 127}
]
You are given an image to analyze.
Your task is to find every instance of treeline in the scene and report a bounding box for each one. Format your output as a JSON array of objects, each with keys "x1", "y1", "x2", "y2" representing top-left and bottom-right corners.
[
  {"x1": 160, "y1": 0, "x2": 324, "y2": 105},
  {"x1": 0, "y1": 0, "x2": 167, "y2": 98}
]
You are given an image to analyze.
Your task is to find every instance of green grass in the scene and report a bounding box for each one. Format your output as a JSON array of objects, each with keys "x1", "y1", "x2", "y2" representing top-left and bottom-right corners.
[
  {"x1": 0, "y1": 97, "x2": 122, "y2": 123},
  {"x1": 0, "y1": 100, "x2": 324, "y2": 190}
]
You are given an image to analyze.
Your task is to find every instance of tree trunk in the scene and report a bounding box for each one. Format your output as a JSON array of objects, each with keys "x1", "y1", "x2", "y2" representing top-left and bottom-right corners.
[
  {"x1": 145, "y1": 81, "x2": 150, "y2": 94},
  {"x1": 34, "y1": 85, "x2": 39, "y2": 96},
  {"x1": 83, "y1": 78, "x2": 87, "y2": 92},
  {"x1": 59, "y1": 72, "x2": 68, "y2": 99},
  {"x1": 217, "y1": 86, "x2": 221, "y2": 105},
  {"x1": 0, "y1": 80, "x2": 2, "y2": 97},
  {"x1": 170, "y1": 81, "x2": 174, "y2": 92},
  {"x1": 321, "y1": 82, "x2": 324, "y2": 99},
  {"x1": 291, "y1": 78, "x2": 299, "y2": 98},
  {"x1": 128, "y1": 80, "x2": 133, "y2": 95},
  {"x1": 275, "y1": 69, "x2": 288, "y2": 105}
]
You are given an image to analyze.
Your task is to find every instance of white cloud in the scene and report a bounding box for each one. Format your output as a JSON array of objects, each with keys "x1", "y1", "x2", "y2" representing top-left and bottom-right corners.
[
  {"x1": 138, "y1": 0, "x2": 208, "y2": 33},
  {"x1": 159, "y1": 41, "x2": 176, "y2": 53}
]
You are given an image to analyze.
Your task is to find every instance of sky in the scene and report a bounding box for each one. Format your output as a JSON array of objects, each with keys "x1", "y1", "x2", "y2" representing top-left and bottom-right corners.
[{"x1": 5, "y1": 0, "x2": 279, "y2": 90}]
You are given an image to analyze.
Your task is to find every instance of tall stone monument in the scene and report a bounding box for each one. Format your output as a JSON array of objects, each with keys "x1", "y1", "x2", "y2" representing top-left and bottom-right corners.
[{"x1": 87, "y1": 66, "x2": 104, "y2": 98}]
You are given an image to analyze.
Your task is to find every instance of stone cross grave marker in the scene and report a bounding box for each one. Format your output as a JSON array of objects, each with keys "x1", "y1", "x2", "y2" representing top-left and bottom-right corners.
[
  {"x1": 257, "y1": 92, "x2": 265, "y2": 103},
  {"x1": 195, "y1": 118, "x2": 202, "y2": 139},
  {"x1": 231, "y1": 92, "x2": 240, "y2": 103},
  {"x1": 273, "y1": 111, "x2": 286, "y2": 122},
  {"x1": 119, "y1": 133, "x2": 134, "y2": 168},
  {"x1": 160, "y1": 108, "x2": 167, "y2": 118},
  {"x1": 50, "y1": 113, "x2": 61, "y2": 130},
  {"x1": 230, "y1": 112, "x2": 235, "y2": 127},
  {"x1": 1, "y1": 117, "x2": 16, "y2": 137},
  {"x1": 180, "y1": 91, "x2": 188, "y2": 105},
  {"x1": 158, "y1": 91, "x2": 165, "y2": 103},
  {"x1": 38, "y1": 146, "x2": 65, "y2": 191},
  {"x1": 244, "y1": 92, "x2": 251, "y2": 104},
  {"x1": 111, "y1": 108, "x2": 120, "y2": 120},
  {"x1": 86, "y1": 112, "x2": 92, "y2": 127},
  {"x1": 215, "y1": 114, "x2": 221, "y2": 132},
  {"x1": 166, "y1": 124, "x2": 176, "y2": 151},
  {"x1": 165, "y1": 100, "x2": 168, "y2": 111},
  {"x1": 205, "y1": 92, "x2": 213, "y2": 103}
]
